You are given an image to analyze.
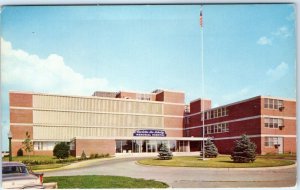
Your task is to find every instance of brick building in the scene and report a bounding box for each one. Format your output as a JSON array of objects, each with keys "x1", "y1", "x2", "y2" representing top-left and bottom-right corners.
[
  {"x1": 185, "y1": 96, "x2": 296, "y2": 154},
  {"x1": 9, "y1": 90, "x2": 296, "y2": 157}
]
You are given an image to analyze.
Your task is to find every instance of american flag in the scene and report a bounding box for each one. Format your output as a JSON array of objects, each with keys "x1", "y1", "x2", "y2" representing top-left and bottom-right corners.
[{"x1": 200, "y1": 10, "x2": 203, "y2": 28}]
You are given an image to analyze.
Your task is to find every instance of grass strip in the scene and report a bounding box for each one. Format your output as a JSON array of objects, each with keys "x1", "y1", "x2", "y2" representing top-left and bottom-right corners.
[
  {"x1": 138, "y1": 156, "x2": 295, "y2": 168},
  {"x1": 43, "y1": 175, "x2": 169, "y2": 188}
]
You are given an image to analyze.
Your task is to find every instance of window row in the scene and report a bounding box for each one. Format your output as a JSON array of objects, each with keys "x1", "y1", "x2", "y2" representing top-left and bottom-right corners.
[
  {"x1": 264, "y1": 137, "x2": 282, "y2": 147},
  {"x1": 33, "y1": 126, "x2": 154, "y2": 140},
  {"x1": 264, "y1": 98, "x2": 284, "y2": 110},
  {"x1": 264, "y1": 117, "x2": 284, "y2": 128},
  {"x1": 205, "y1": 123, "x2": 229, "y2": 134},
  {"x1": 33, "y1": 110, "x2": 163, "y2": 128},
  {"x1": 33, "y1": 95, "x2": 163, "y2": 115},
  {"x1": 34, "y1": 141, "x2": 56, "y2": 151},
  {"x1": 202, "y1": 107, "x2": 228, "y2": 121}
]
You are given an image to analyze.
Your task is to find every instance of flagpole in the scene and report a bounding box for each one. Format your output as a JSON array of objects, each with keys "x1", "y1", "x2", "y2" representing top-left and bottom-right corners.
[{"x1": 200, "y1": 5, "x2": 205, "y2": 160}]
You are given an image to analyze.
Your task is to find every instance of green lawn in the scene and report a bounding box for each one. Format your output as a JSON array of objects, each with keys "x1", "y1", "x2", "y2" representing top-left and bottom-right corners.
[
  {"x1": 43, "y1": 175, "x2": 169, "y2": 188},
  {"x1": 3, "y1": 155, "x2": 77, "y2": 162},
  {"x1": 29, "y1": 164, "x2": 69, "y2": 171},
  {"x1": 257, "y1": 153, "x2": 296, "y2": 160},
  {"x1": 138, "y1": 155, "x2": 295, "y2": 168}
]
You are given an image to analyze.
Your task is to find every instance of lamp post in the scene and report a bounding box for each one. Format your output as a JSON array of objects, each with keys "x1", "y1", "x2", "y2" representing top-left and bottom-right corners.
[{"x1": 8, "y1": 130, "x2": 12, "y2": 161}]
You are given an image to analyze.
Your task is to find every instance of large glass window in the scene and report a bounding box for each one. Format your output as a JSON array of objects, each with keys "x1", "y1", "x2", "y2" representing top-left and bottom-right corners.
[{"x1": 169, "y1": 140, "x2": 176, "y2": 152}]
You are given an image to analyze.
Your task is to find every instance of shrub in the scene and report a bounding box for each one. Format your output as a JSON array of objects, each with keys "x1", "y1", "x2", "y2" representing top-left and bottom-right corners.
[
  {"x1": 53, "y1": 142, "x2": 70, "y2": 159},
  {"x1": 17, "y1": 148, "x2": 24, "y2": 156},
  {"x1": 80, "y1": 150, "x2": 87, "y2": 160},
  {"x1": 231, "y1": 134, "x2": 257, "y2": 163},
  {"x1": 95, "y1": 153, "x2": 99, "y2": 158},
  {"x1": 158, "y1": 143, "x2": 173, "y2": 160},
  {"x1": 204, "y1": 139, "x2": 218, "y2": 158},
  {"x1": 90, "y1": 154, "x2": 95, "y2": 159}
]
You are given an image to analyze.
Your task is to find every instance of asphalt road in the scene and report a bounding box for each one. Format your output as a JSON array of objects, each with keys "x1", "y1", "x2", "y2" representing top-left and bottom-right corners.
[{"x1": 44, "y1": 157, "x2": 296, "y2": 188}]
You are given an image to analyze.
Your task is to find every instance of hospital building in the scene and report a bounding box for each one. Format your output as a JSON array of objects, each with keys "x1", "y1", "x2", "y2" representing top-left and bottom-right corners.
[{"x1": 9, "y1": 89, "x2": 296, "y2": 157}]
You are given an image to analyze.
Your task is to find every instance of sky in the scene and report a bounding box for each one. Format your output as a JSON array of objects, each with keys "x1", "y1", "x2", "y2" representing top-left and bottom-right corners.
[{"x1": 0, "y1": 4, "x2": 296, "y2": 150}]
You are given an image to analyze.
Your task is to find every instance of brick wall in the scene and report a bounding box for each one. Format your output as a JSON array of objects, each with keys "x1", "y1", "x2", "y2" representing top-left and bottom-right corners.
[
  {"x1": 10, "y1": 109, "x2": 33, "y2": 123},
  {"x1": 155, "y1": 91, "x2": 184, "y2": 103},
  {"x1": 10, "y1": 93, "x2": 32, "y2": 107},
  {"x1": 165, "y1": 129, "x2": 183, "y2": 137},
  {"x1": 75, "y1": 139, "x2": 115, "y2": 157},
  {"x1": 261, "y1": 99, "x2": 296, "y2": 117},
  {"x1": 11, "y1": 126, "x2": 33, "y2": 139},
  {"x1": 214, "y1": 137, "x2": 261, "y2": 154},
  {"x1": 190, "y1": 99, "x2": 211, "y2": 113}
]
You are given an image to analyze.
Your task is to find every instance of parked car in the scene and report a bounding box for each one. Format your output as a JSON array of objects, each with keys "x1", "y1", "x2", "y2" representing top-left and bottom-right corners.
[{"x1": 2, "y1": 162, "x2": 44, "y2": 189}]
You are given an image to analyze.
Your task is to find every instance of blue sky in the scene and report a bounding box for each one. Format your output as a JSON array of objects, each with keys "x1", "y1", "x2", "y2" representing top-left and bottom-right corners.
[{"x1": 1, "y1": 4, "x2": 296, "y2": 150}]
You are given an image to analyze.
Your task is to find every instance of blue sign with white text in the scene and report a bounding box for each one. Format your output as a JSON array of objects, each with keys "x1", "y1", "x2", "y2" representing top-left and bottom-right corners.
[{"x1": 133, "y1": 130, "x2": 166, "y2": 137}]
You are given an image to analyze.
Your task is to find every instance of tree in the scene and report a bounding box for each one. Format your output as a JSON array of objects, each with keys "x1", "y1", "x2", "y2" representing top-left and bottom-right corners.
[
  {"x1": 17, "y1": 148, "x2": 24, "y2": 156},
  {"x1": 158, "y1": 143, "x2": 173, "y2": 160},
  {"x1": 80, "y1": 150, "x2": 87, "y2": 160},
  {"x1": 22, "y1": 131, "x2": 33, "y2": 159},
  {"x1": 204, "y1": 139, "x2": 218, "y2": 158},
  {"x1": 53, "y1": 142, "x2": 70, "y2": 159},
  {"x1": 231, "y1": 134, "x2": 257, "y2": 163}
]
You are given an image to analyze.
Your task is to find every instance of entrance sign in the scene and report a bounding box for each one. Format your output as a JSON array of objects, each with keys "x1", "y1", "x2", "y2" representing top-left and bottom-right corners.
[{"x1": 133, "y1": 130, "x2": 166, "y2": 137}]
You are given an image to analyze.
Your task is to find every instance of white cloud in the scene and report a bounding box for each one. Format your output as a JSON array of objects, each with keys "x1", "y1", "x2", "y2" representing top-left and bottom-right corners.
[
  {"x1": 272, "y1": 26, "x2": 291, "y2": 38},
  {"x1": 1, "y1": 38, "x2": 108, "y2": 95},
  {"x1": 266, "y1": 62, "x2": 289, "y2": 81},
  {"x1": 257, "y1": 36, "x2": 272, "y2": 45}
]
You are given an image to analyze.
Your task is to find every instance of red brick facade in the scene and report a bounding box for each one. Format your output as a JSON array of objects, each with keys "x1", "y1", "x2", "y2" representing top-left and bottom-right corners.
[
  {"x1": 185, "y1": 96, "x2": 296, "y2": 154},
  {"x1": 9, "y1": 90, "x2": 296, "y2": 156},
  {"x1": 72, "y1": 139, "x2": 115, "y2": 157}
]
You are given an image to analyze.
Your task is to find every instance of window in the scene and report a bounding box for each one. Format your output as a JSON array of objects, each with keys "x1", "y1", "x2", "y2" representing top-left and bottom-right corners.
[
  {"x1": 278, "y1": 100, "x2": 283, "y2": 108},
  {"x1": 264, "y1": 118, "x2": 269, "y2": 127},
  {"x1": 264, "y1": 98, "x2": 268, "y2": 109},
  {"x1": 222, "y1": 108, "x2": 226, "y2": 116},
  {"x1": 264, "y1": 117, "x2": 283, "y2": 129},
  {"x1": 205, "y1": 123, "x2": 229, "y2": 134},
  {"x1": 264, "y1": 98, "x2": 284, "y2": 110},
  {"x1": 269, "y1": 99, "x2": 274, "y2": 109},
  {"x1": 264, "y1": 137, "x2": 279, "y2": 147},
  {"x1": 213, "y1": 110, "x2": 217, "y2": 118}
]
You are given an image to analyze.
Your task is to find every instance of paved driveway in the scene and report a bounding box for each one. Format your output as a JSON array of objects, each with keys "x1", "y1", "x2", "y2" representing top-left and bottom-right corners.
[{"x1": 44, "y1": 157, "x2": 296, "y2": 188}]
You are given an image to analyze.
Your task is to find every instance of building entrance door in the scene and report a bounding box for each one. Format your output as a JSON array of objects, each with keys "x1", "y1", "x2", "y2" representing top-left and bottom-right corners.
[
  {"x1": 278, "y1": 137, "x2": 283, "y2": 154},
  {"x1": 146, "y1": 141, "x2": 157, "y2": 153}
]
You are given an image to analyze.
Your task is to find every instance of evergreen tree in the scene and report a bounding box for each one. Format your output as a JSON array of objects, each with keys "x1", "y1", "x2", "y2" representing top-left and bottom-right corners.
[
  {"x1": 204, "y1": 139, "x2": 218, "y2": 158},
  {"x1": 231, "y1": 134, "x2": 257, "y2": 163},
  {"x1": 158, "y1": 143, "x2": 173, "y2": 160},
  {"x1": 53, "y1": 142, "x2": 70, "y2": 159},
  {"x1": 80, "y1": 150, "x2": 87, "y2": 160}
]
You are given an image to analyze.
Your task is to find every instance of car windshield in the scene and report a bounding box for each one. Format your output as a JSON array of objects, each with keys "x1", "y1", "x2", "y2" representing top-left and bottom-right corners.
[{"x1": 2, "y1": 166, "x2": 29, "y2": 175}]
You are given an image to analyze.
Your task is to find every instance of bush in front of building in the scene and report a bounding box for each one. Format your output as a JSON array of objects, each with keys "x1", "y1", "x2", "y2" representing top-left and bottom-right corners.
[
  {"x1": 17, "y1": 148, "x2": 24, "y2": 156},
  {"x1": 53, "y1": 142, "x2": 70, "y2": 159},
  {"x1": 204, "y1": 139, "x2": 218, "y2": 158},
  {"x1": 231, "y1": 134, "x2": 257, "y2": 163},
  {"x1": 80, "y1": 150, "x2": 87, "y2": 160},
  {"x1": 158, "y1": 143, "x2": 173, "y2": 160}
]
